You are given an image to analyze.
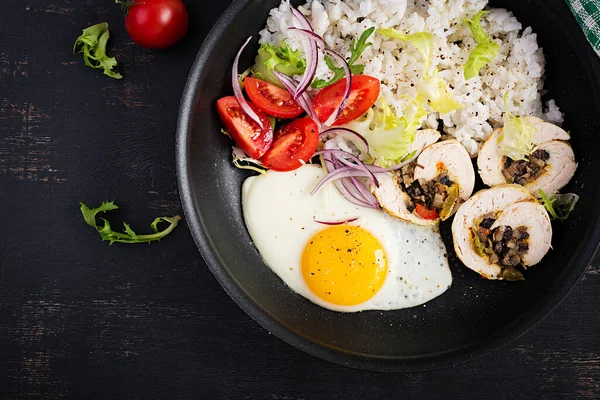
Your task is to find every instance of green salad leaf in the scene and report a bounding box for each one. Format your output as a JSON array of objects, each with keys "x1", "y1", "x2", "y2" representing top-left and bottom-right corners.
[
  {"x1": 500, "y1": 92, "x2": 535, "y2": 161},
  {"x1": 312, "y1": 27, "x2": 375, "y2": 88},
  {"x1": 349, "y1": 96, "x2": 428, "y2": 166},
  {"x1": 538, "y1": 190, "x2": 579, "y2": 221},
  {"x1": 379, "y1": 29, "x2": 462, "y2": 114},
  {"x1": 80, "y1": 201, "x2": 180, "y2": 244},
  {"x1": 73, "y1": 22, "x2": 122, "y2": 79},
  {"x1": 379, "y1": 29, "x2": 435, "y2": 69},
  {"x1": 253, "y1": 42, "x2": 306, "y2": 87},
  {"x1": 464, "y1": 10, "x2": 500, "y2": 80}
]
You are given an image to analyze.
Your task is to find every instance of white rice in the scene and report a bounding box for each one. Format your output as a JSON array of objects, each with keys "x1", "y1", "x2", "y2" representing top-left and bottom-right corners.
[{"x1": 259, "y1": 0, "x2": 564, "y2": 156}]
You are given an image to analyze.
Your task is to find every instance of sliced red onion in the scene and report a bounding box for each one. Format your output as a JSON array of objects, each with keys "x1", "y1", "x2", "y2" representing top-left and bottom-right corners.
[
  {"x1": 311, "y1": 166, "x2": 373, "y2": 195},
  {"x1": 315, "y1": 149, "x2": 379, "y2": 187},
  {"x1": 318, "y1": 150, "x2": 378, "y2": 209},
  {"x1": 349, "y1": 176, "x2": 379, "y2": 207},
  {"x1": 290, "y1": 7, "x2": 318, "y2": 99},
  {"x1": 291, "y1": 6, "x2": 313, "y2": 30},
  {"x1": 232, "y1": 37, "x2": 263, "y2": 129},
  {"x1": 322, "y1": 49, "x2": 352, "y2": 127},
  {"x1": 287, "y1": 28, "x2": 325, "y2": 48},
  {"x1": 274, "y1": 71, "x2": 322, "y2": 129},
  {"x1": 320, "y1": 127, "x2": 369, "y2": 155},
  {"x1": 315, "y1": 217, "x2": 359, "y2": 226}
]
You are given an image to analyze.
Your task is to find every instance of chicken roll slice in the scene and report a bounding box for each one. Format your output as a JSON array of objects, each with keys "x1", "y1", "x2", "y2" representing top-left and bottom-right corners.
[
  {"x1": 478, "y1": 117, "x2": 576, "y2": 197},
  {"x1": 374, "y1": 139, "x2": 475, "y2": 225},
  {"x1": 452, "y1": 185, "x2": 552, "y2": 281},
  {"x1": 372, "y1": 129, "x2": 441, "y2": 226}
]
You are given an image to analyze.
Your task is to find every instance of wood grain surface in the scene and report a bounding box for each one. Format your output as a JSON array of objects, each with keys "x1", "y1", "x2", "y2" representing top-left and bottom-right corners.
[{"x1": 0, "y1": 0, "x2": 599, "y2": 398}]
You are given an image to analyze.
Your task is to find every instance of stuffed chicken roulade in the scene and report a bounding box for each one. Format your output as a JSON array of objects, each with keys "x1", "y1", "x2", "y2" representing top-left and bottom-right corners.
[
  {"x1": 374, "y1": 135, "x2": 475, "y2": 226},
  {"x1": 452, "y1": 185, "x2": 552, "y2": 281},
  {"x1": 477, "y1": 117, "x2": 576, "y2": 197}
]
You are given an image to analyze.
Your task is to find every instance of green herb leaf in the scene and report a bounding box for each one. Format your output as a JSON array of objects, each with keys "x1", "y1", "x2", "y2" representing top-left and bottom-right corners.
[
  {"x1": 80, "y1": 201, "x2": 180, "y2": 244},
  {"x1": 464, "y1": 11, "x2": 500, "y2": 80},
  {"x1": 253, "y1": 42, "x2": 306, "y2": 87},
  {"x1": 538, "y1": 190, "x2": 579, "y2": 221},
  {"x1": 73, "y1": 22, "x2": 122, "y2": 79},
  {"x1": 311, "y1": 27, "x2": 374, "y2": 88},
  {"x1": 501, "y1": 92, "x2": 535, "y2": 161}
]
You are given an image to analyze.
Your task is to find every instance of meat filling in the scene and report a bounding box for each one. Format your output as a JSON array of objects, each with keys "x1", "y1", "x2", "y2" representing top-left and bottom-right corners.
[
  {"x1": 472, "y1": 213, "x2": 530, "y2": 281},
  {"x1": 400, "y1": 164, "x2": 457, "y2": 216},
  {"x1": 502, "y1": 149, "x2": 550, "y2": 185}
]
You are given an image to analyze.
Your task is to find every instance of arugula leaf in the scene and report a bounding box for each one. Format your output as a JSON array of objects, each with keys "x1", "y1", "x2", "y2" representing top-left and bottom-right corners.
[
  {"x1": 80, "y1": 201, "x2": 180, "y2": 244},
  {"x1": 464, "y1": 11, "x2": 500, "y2": 80},
  {"x1": 538, "y1": 190, "x2": 579, "y2": 221},
  {"x1": 253, "y1": 42, "x2": 306, "y2": 87},
  {"x1": 73, "y1": 22, "x2": 122, "y2": 79},
  {"x1": 311, "y1": 27, "x2": 374, "y2": 89}
]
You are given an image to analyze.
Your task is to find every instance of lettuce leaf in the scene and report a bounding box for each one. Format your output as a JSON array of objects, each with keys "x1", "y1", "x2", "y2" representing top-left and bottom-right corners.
[
  {"x1": 464, "y1": 11, "x2": 500, "y2": 80},
  {"x1": 379, "y1": 29, "x2": 462, "y2": 114},
  {"x1": 500, "y1": 92, "x2": 535, "y2": 161},
  {"x1": 417, "y1": 69, "x2": 463, "y2": 114},
  {"x1": 253, "y1": 42, "x2": 306, "y2": 87},
  {"x1": 73, "y1": 22, "x2": 122, "y2": 79},
  {"x1": 349, "y1": 96, "x2": 428, "y2": 166},
  {"x1": 538, "y1": 190, "x2": 579, "y2": 221},
  {"x1": 379, "y1": 29, "x2": 435, "y2": 69}
]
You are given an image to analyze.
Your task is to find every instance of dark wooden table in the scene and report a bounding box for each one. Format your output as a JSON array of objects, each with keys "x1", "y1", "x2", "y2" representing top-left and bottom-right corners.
[{"x1": 1, "y1": 0, "x2": 599, "y2": 398}]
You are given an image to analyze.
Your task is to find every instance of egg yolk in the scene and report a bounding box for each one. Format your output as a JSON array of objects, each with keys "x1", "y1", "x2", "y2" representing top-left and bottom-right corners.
[{"x1": 301, "y1": 225, "x2": 388, "y2": 306}]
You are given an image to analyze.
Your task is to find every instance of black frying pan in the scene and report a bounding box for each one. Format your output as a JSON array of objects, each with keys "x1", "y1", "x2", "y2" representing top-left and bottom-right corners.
[{"x1": 176, "y1": 0, "x2": 600, "y2": 372}]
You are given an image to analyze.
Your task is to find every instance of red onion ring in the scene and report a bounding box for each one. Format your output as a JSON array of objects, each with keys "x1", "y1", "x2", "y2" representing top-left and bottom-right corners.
[
  {"x1": 322, "y1": 49, "x2": 352, "y2": 127},
  {"x1": 319, "y1": 127, "x2": 369, "y2": 155},
  {"x1": 232, "y1": 37, "x2": 264, "y2": 129},
  {"x1": 322, "y1": 153, "x2": 376, "y2": 208},
  {"x1": 311, "y1": 166, "x2": 373, "y2": 195},
  {"x1": 274, "y1": 71, "x2": 322, "y2": 129},
  {"x1": 315, "y1": 217, "x2": 359, "y2": 226},
  {"x1": 291, "y1": 7, "x2": 318, "y2": 99},
  {"x1": 288, "y1": 28, "x2": 325, "y2": 47},
  {"x1": 315, "y1": 149, "x2": 379, "y2": 187}
]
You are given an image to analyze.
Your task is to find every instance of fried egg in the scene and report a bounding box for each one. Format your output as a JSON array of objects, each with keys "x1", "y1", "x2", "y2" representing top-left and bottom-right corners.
[{"x1": 242, "y1": 165, "x2": 452, "y2": 312}]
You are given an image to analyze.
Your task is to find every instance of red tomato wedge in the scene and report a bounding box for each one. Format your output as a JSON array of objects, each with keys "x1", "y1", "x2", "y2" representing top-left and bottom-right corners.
[
  {"x1": 217, "y1": 96, "x2": 273, "y2": 159},
  {"x1": 313, "y1": 75, "x2": 381, "y2": 126},
  {"x1": 415, "y1": 204, "x2": 439, "y2": 220},
  {"x1": 244, "y1": 77, "x2": 303, "y2": 119},
  {"x1": 260, "y1": 118, "x2": 319, "y2": 172}
]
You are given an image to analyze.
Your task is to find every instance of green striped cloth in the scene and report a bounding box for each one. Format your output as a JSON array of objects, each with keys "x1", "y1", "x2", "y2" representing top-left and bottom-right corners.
[{"x1": 567, "y1": 0, "x2": 600, "y2": 56}]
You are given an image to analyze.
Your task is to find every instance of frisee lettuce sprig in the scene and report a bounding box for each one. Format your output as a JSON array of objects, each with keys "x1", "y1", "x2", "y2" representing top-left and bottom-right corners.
[{"x1": 73, "y1": 22, "x2": 122, "y2": 79}]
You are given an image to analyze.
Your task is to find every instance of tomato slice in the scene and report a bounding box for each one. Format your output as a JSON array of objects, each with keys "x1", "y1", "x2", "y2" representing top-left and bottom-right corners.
[
  {"x1": 415, "y1": 204, "x2": 439, "y2": 220},
  {"x1": 260, "y1": 118, "x2": 319, "y2": 172},
  {"x1": 244, "y1": 77, "x2": 303, "y2": 119},
  {"x1": 313, "y1": 75, "x2": 381, "y2": 126},
  {"x1": 217, "y1": 96, "x2": 273, "y2": 159}
]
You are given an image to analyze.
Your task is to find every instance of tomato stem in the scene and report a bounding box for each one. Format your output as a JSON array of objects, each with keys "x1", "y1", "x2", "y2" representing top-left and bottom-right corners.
[{"x1": 115, "y1": 0, "x2": 137, "y2": 15}]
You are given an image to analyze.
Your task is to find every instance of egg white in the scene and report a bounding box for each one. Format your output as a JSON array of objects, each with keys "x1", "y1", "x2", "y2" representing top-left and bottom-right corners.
[{"x1": 242, "y1": 165, "x2": 452, "y2": 312}]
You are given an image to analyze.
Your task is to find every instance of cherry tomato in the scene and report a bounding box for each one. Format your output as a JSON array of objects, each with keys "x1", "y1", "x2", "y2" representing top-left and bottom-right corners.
[
  {"x1": 244, "y1": 77, "x2": 303, "y2": 119},
  {"x1": 217, "y1": 96, "x2": 273, "y2": 159},
  {"x1": 415, "y1": 204, "x2": 439, "y2": 220},
  {"x1": 260, "y1": 118, "x2": 319, "y2": 172},
  {"x1": 123, "y1": 0, "x2": 188, "y2": 50},
  {"x1": 313, "y1": 75, "x2": 380, "y2": 126}
]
